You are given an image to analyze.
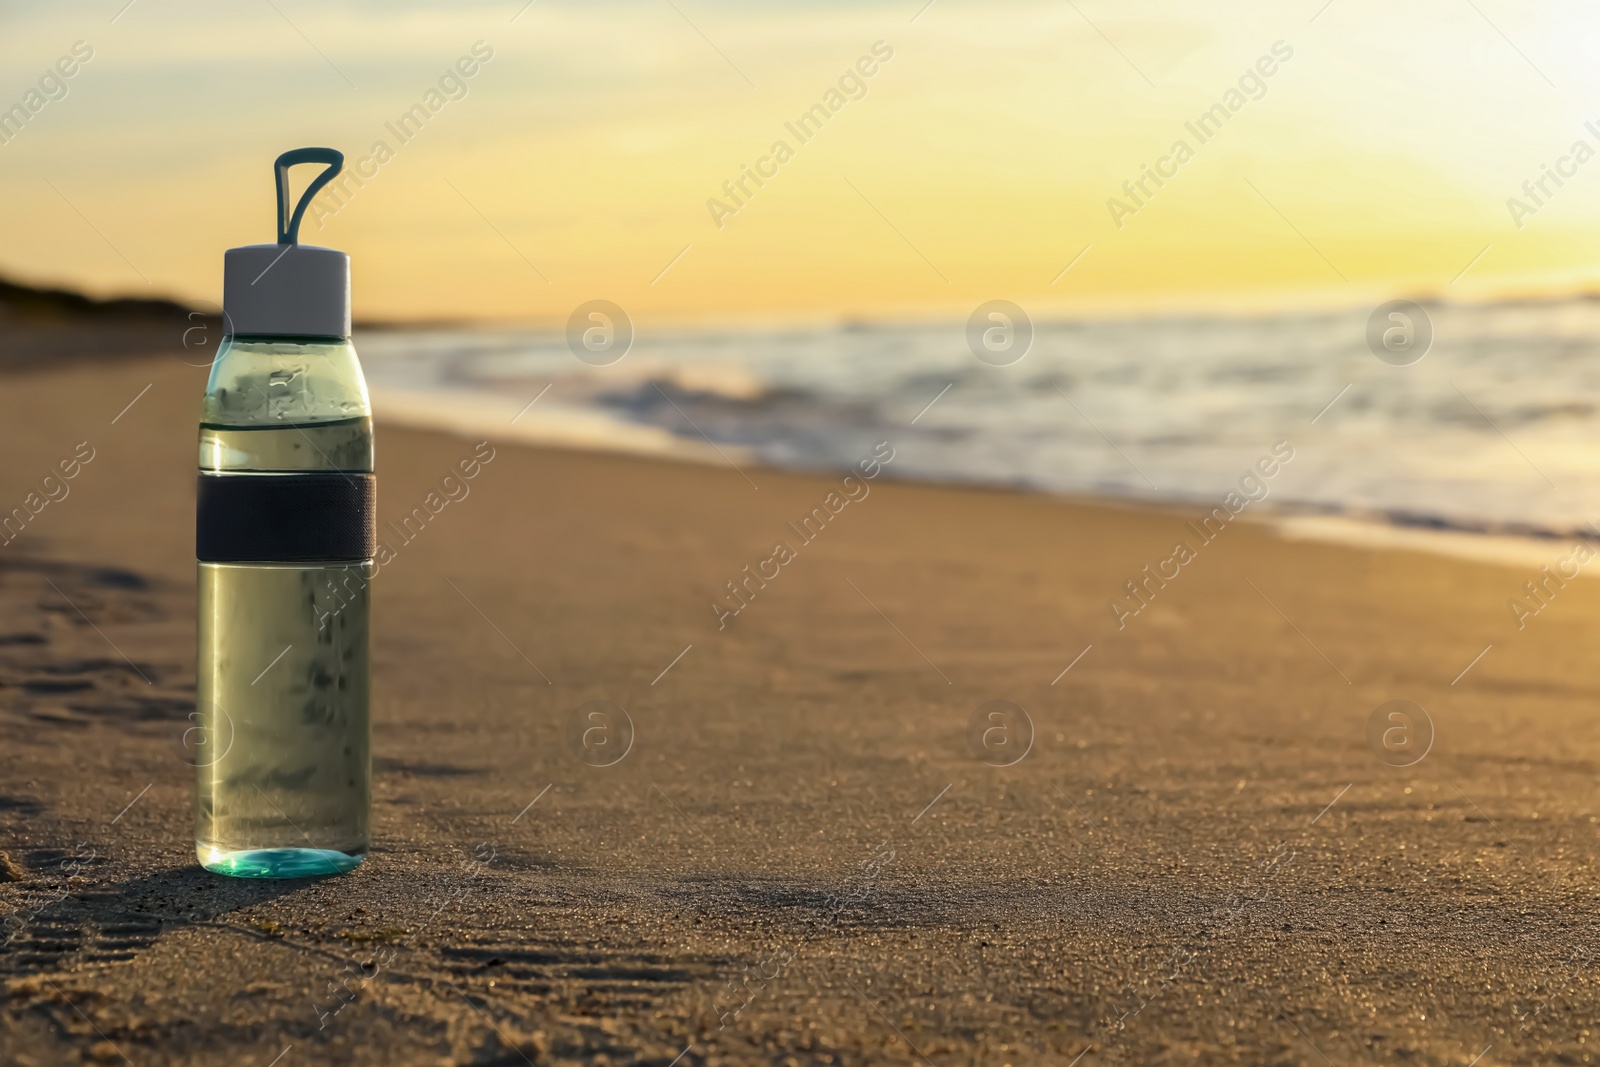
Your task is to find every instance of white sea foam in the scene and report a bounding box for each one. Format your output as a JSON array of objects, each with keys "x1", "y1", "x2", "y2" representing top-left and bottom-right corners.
[{"x1": 1266, "y1": 514, "x2": 1597, "y2": 572}]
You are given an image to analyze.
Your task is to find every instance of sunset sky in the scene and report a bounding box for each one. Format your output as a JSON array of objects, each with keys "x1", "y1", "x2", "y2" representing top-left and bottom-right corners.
[{"x1": 2, "y1": 0, "x2": 1598, "y2": 323}]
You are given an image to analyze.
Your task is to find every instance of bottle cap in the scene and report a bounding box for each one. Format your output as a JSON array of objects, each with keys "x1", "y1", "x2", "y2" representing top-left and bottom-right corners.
[{"x1": 223, "y1": 148, "x2": 350, "y2": 339}]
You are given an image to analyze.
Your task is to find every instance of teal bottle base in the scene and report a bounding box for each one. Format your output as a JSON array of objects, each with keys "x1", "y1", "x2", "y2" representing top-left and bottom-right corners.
[{"x1": 198, "y1": 845, "x2": 364, "y2": 879}]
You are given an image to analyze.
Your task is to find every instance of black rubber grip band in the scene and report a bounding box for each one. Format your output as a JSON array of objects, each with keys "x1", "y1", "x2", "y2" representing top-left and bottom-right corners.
[{"x1": 197, "y1": 472, "x2": 375, "y2": 563}]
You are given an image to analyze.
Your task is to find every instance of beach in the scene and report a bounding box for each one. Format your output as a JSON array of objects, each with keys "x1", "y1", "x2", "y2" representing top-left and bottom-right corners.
[{"x1": 4, "y1": 351, "x2": 1600, "y2": 1066}]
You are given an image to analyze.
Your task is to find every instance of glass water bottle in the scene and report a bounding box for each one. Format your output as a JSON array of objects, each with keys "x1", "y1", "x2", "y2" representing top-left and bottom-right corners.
[{"x1": 194, "y1": 148, "x2": 375, "y2": 878}]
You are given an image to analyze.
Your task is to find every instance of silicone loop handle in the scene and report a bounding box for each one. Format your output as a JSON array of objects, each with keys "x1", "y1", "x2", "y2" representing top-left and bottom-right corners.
[{"x1": 274, "y1": 147, "x2": 344, "y2": 245}]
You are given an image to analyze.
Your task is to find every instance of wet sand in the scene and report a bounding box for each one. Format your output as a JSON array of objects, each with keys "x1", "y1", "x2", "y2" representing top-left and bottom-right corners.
[{"x1": 3, "y1": 353, "x2": 1600, "y2": 1066}]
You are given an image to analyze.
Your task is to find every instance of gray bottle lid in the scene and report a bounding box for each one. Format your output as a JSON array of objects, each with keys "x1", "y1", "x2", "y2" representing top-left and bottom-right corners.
[{"x1": 223, "y1": 148, "x2": 350, "y2": 339}]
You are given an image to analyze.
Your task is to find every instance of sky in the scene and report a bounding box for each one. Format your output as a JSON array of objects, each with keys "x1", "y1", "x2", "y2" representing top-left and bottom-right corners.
[{"x1": 2, "y1": 0, "x2": 1599, "y2": 324}]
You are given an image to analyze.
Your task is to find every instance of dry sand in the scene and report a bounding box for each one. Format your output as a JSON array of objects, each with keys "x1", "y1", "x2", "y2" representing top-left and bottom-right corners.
[{"x1": 2, "y1": 353, "x2": 1599, "y2": 1066}]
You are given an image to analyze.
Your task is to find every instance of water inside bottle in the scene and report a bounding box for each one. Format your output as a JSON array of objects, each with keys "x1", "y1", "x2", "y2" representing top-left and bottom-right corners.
[
  {"x1": 199, "y1": 416, "x2": 372, "y2": 472},
  {"x1": 197, "y1": 338, "x2": 373, "y2": 878},
  {"x1": 195, "y1": 557, "x2": 371, "y2": 877}
]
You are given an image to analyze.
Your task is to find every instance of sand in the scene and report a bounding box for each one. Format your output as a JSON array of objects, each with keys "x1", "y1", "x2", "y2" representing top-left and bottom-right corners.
[{"x1": 2, "y1": 352, "x2": 1599, "y2": 1066}]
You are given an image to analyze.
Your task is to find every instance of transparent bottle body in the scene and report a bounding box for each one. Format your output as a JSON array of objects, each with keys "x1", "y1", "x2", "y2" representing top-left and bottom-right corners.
[{"x1": 195, "y1": 336, "x2": 373, "y2": 878}]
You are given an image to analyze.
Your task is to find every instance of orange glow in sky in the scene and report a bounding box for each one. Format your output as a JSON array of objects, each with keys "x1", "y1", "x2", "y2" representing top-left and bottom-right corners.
[{"x1": 2, "y1": 1, "x2": 1597, "y2": 323}]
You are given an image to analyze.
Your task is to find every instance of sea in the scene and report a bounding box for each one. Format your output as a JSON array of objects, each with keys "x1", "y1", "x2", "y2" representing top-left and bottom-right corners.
[{"x1": 358, "y1": 296, "x2": 1600, "y2": 569}]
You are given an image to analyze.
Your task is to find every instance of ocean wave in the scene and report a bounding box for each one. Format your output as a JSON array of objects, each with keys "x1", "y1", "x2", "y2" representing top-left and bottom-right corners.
[{"x1": 357, "y1": 296, "x2": 1600, "y2": 562}]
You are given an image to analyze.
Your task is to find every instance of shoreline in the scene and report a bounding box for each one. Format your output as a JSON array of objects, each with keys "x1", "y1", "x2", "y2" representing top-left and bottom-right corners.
[{"x1": 372, "y1": 385, "x2": 1592, "y2": 577}]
